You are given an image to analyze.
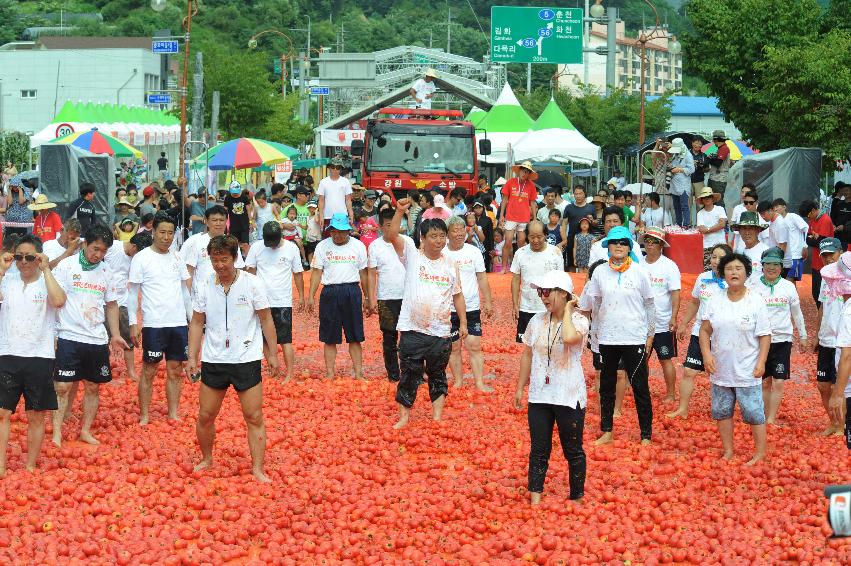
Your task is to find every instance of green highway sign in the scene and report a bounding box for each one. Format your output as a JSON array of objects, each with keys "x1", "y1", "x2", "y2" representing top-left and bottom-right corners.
[{"x1": 490, "y1": 6, "x2": 583, "y2": 64}]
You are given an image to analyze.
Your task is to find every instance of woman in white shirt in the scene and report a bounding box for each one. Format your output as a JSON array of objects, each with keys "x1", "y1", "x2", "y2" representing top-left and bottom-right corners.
[
  {"x1": 514, "y1": 270, "x2": 589, "y2": 504},
  {"x1": 699, "y1": 253, "x2": 771, "y2": 465}
]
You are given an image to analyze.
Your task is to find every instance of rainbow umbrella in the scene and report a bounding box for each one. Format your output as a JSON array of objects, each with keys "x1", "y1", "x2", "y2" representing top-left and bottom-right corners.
[
  {"x1": 49, "y1": 127, "x2": 143, "y2": 158},
  {"x1": 207, "y1": 138, "x2": 299, "y2": 171},
  {"x1": 701, "y1": 139, "x2": 757, "y2": 161}
]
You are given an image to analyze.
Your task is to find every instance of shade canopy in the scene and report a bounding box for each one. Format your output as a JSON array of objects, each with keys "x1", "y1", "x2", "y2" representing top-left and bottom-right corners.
[
  {"x1": 512, "y1": 99, "x2": 600, "y2": 164},
  {"x1": 475, "y1": 83, "x2": 534, "y2": 164},
  {"x1": 49, "y1": 127, "x2": 143, "y2": 158},
  {"x1": 203, "y1": 138, "x2": 300, "y2": 171}
]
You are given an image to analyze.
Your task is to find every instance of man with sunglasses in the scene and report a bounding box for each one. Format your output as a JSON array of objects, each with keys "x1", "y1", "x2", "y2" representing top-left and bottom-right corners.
[
  {"x1": 0, "y1": 235, "x2": 66, "y2": 477},
  {"x1": 729, "y1": 189, "x2": 761, "y2": 252}
]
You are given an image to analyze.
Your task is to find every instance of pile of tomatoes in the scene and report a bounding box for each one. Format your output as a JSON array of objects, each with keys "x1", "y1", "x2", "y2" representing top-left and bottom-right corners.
[{"x1": 0, "y1": 273, "x2": 848, "y2": 564}]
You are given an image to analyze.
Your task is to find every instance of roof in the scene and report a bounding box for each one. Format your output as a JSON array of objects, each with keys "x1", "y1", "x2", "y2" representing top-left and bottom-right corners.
[
  {"x1": 53, "y1": 101, "x2": 179, "y2": 126},
  {"x1": 36, "y1": 36, "x2": 153, "y2": 50},
  {"x1": 647, "y1": 96, "x2": 724, "y2": 117}
]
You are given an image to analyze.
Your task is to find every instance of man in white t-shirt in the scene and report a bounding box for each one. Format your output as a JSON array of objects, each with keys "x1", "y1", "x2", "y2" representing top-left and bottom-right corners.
[
  {"x1": 409, "y1": 68, "x2": 437, "y2": 110},
  {"x1": 367, "y1": 208, "x2": 411, "y2": 382},
  {"x1": 444, "y1": 216, "x2": 494, "y2": 393},
  {"x1": 386, "y1": 199, "x2": 466, "y2": 429},
  {"x1": 772, "y1": 198, "x2": 809, "y2": 284},
  {"x1": 732, "y1": 211, "x2": 768, "y2": 281},
  {"x1": 307, "y1": 213, "x2": 369, "y2": 380},
  {"x1": 695, "y1": 187, "x2": 728, "y2": 271},
  {"x1": 729, "y1": 186, "x2": 759, "y2": 251},
  {"x1": 128, "y1": 212, "x2": 193, "y2": 425},
  {"x1": 316, "y1": 159, "x2": 354, "y2": 231},
  {"x1": 0, "y1": 236, "x2": 66, "y2": 477},
  {"x1": 758, "y1": 200, "x2": 788, "y2": 256},
  {"x1": 188, "y1": 234, "x2": 279, "y2": 484},
  {"x1": 639, "y1": 227, "x2": 681, "y2": 402},
  {"x1": 182, "y1": 205, "x2": 245, "y2": 292},
  {"x1": 52, "y1": 225, "x2": 128, "y2": 447},
  {"x1": 245, "y1": 221, "x2": 304, "y2": 382},
  {"x1": 510, "y1": 221, "x2": 565, "y2": 343},
  {"x1": 44, "y1": 218, "x2": 83, "y2": 269},
  {"x1": 638, "y1": 192, "x2": 672, "y2": 229}
]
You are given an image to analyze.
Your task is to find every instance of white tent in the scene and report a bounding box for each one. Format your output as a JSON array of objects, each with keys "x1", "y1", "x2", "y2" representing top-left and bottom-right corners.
[
  {"x1": 512, "y1": 98, "x2": 600, "y2": 165},
  {"x1": 474, "y1": 83, "x2": 534, "y2": 164}
]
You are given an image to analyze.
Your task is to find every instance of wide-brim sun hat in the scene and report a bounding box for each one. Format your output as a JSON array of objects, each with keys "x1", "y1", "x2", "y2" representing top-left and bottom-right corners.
[
  {"x1": 424, "y1": 68, "x2": 438, "y2": 78},
  {"x1": 530, "y1": 270, "x2": 574, "y2": 294},
  {"x1": 821, "y1": 251, "x2": 851, "y2": 296},
  {"x1": 601, "y1": 225, "x2": 633, "y2": 247},
  {"x1": 731, "y1": 211, "x2": 767, "y2": 231},
  {"x1": 511, "y1": 161, "x2": 539, "y2": 181},
  {"x1": 695, "y1": 186, "x2": 714, "y2": 200},
  {"x1": 667, "y1": 138, "x2": 686, "y2": 154},
  {"x1": 329, "y1": 213, "x2": 353, "y2": 231},
  {"x1": 27, "y1": 194, "x2": 57, "y2": 211},
  {"x1": 638, "y1": 226, "x2": 670, "y2": 247}
]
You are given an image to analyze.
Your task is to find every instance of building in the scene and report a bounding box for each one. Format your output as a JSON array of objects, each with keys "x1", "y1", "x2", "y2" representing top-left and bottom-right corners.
[
  {"x1": 558, "y1": 22, "x2": 682, "y2": 96},
  {"x1": 649, "y1": 96, "x2": 742, "y2": 140},
  {"x1": 0, "y1": 37, "x2": 164, "y2": 134}
]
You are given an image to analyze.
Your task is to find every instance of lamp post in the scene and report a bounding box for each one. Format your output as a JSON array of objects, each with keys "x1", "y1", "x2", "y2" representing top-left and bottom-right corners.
[
  {"x1": 248, "y1": 30, "x2": 296, "y2": 96},
  {"x1": 636, "y1": 0, "x2": 681, "y2": 145}
]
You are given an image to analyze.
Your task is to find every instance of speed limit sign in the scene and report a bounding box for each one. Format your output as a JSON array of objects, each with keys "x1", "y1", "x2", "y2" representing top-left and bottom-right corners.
[{"x1": 55, "y1": 123, "x2": 75, "y2": 138}]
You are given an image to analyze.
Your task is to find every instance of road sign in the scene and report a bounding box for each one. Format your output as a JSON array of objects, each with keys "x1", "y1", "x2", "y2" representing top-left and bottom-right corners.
[
  {"x1": 152, "y1": 40, "x2": 179, "y2": 54},
  {"x1": 55, "y1": 123, "x2": 74, "y2": 138},
  {"x1": 490, "y1": 6, "x2": 583, "y2": 64},
  {"x1": 147, "y1": 94, "x2": 172, "y2": 105},
  {"x1": 310, "y1": 86, "x2": 330, "y2": 96}
]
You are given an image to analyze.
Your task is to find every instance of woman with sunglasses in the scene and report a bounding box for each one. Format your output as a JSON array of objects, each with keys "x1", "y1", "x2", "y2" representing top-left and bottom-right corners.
[
  {"x1": 514, "y1": 270, "x2": 589, "y2": 503},
  {"x1": 584, "y1": 226, "x2": 656, "y2": 445},
  {"x1": 0, "y1": 235, "x2": 66, "y2": 477}
]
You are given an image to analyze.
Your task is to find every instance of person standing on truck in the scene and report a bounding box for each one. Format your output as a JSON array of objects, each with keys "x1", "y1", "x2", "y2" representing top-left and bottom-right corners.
[
  {"x1": 317, "y1": 158, "x2": 354, "y2": 235},
  {"x1": 410, "y1": 69, "x2": 438, "y2": 110},
  {"x1": 499, "y1": 161, "x2": 539, "y2": 273}
]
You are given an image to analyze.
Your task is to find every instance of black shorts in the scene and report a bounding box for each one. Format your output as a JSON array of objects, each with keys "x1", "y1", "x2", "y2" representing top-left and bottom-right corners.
[
  {"x1": 683, "y1": 334, "x2": 704, "y2": 371},
  {"x1": 817, "y1": 346, "x2": 837, "y2": 384},
  {"x1": 228, "y1": 227, "x2": 250, "y2": 244},
  {"x1": 270, "y1": 307, "x2": 293, "y2": 345},
  {"x1": 142, "y1": 326, "x2": 189, "y2": 363},
  {"x1": 105, "y1": 305, "x2": 133, "y2": 349},
  {"x1": 304, "y1": 240, "x2": 319, "y2": 256},
  {"x1": 0, "y1": 355, "x2": 57, "y2": 412},
  {"x1": 54, "y1": 338, "x2": 112, "y2": 383},
  {"x1": 763, "y1": 341, "x2": 792, "y2": 380},
  {"x1": 516, "y1": 311, "x2": 537, "y2": 343},
  {"x1": 201, "y1": 360, "x2": 262, "y2": 392},
  {"x1": 450, "y1": 310, "x2": 482, "y2": 342},
  {"x1": 846, "y1": 398, "x2": 851, "y2": 450},
  {"x1": 652, "y1": 331, "x2": 677, "y2": 361},
  {"x1": 319, "y1": 283, "x2": 365, "y2": 344}
]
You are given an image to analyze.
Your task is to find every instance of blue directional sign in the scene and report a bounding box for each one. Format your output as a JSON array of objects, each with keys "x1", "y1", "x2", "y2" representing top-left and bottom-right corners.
[
  {"x1": 310, "y1": 86, "x2": 330, "y2": 96},
  {"x1": 147, "y1": 94, "x2": 172, "y2": 105},
  {"x1": 152, "y1": 40, "x2": 179, "y2": 54}
]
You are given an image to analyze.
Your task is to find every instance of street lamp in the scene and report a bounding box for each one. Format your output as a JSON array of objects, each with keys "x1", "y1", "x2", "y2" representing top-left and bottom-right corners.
[
  {"x1": 247, "y1": 30, "x2": 295, "y2": 96},
  {"x1": 590, "y1": 0, "x2": 605, "y2": 18},
  {"x1": 150, "y1": 0, "x2": 167, "y2": 12}
]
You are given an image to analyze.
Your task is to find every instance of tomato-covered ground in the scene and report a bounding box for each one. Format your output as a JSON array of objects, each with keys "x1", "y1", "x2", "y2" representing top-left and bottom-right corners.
[{"x1": 0, "y1": 273, "x2": 849, "y2": 565}]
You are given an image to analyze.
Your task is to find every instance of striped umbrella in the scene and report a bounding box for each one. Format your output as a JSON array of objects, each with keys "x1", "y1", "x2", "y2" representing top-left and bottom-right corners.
[
  {"x1": 701, "y1": 139, "x2": 757, "y2": 161},
  {"x1": 207, "y1": 138, "x2": 299, "y2": 171},
  {"x1": 49, "y1": 127, "x2": 143, "y2": 158}
]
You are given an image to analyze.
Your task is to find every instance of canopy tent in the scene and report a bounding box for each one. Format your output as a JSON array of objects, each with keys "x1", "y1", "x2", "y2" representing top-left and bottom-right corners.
[
  {"x1": 466, "y1": 106, "x2": 487, "y2": 127},
  {"x1": 474, "y1": 83, "x2": 534, "y2": 164},
  {"x1": 512, "y1": 99, "x2": 600, "y2": 165}
]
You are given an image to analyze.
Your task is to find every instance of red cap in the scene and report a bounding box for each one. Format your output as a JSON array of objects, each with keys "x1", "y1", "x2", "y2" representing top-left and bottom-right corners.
[{"x1": 143, "y1": 186, "x2": 154, "y2": 197}]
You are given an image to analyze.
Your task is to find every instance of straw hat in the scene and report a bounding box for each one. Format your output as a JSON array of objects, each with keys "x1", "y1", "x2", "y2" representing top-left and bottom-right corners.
[
  {"x1": 695, "y1": 186, "x2": 714, "y2": 200},
  {"x1": 27, "y1": 194, "x2": 57, "y2": 211},
  {"x1": 116, "y1": 197, "x2": 134, "y2": 206},
  {"x1": 424, "y1": 68, "x2": 438, "y2": 78},
  {"x1": 511, "y1": 161, "x2": 539, "y2": 181},
  {"x1": 638, "y1": 226, "x2": 670, "y2": 247},
  {"x1": 591, "y1": 195, "x2": 607, "y2": 204}
]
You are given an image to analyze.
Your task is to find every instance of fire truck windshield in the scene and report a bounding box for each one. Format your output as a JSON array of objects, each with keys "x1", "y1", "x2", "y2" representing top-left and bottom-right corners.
[{"x1": 368, "y1": 132, "x2": 475, "y2": 175}]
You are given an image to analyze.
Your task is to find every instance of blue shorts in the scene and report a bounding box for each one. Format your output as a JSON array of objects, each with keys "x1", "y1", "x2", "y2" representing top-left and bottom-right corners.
[
  {"x1": 318, "y1": 283, "x2": 365, "y2": 344},
  {"x1": 54, "y1": 339, "x2": 112, "y2": 383},
  {"x1": 450, "y1": 310, "x2": 482, "y2": 342},
  {"x1": 710, "y1": 383, "x2": 765, "y2": 424},
  {"x1": 783, "y1": 259, "x2": 804, "y2": 281},
  {"x1": 142, "y1": 326, "x2": 189, "y2": 364}
]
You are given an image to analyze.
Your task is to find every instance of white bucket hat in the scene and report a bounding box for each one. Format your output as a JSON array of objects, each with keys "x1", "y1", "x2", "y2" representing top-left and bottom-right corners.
[
  {"x1": 667, "y1": 138, "x2": 687, "y2": 154},
  {"x1": 530, "y1": 270, "x2": 575, "y2": 295}
]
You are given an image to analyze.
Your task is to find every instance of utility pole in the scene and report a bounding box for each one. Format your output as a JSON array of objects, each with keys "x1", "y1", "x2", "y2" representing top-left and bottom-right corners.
[
  {"x1": 191, "y1": 51, "x2": 204, "y2": 158},
  {"x1": 209, "y1": 91, "x2": 220, "y2": 148},
  {"x1": 606, "y1": 7, "x2": 617, "y2": 95},
  {"x1": 447, "y1": 6, "x2": 451, "y2": 54}
]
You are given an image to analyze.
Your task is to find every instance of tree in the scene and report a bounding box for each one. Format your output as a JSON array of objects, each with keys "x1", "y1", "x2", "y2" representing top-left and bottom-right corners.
[{"x1": 258, "y1": 94, "x2": 314, "y2": 148}]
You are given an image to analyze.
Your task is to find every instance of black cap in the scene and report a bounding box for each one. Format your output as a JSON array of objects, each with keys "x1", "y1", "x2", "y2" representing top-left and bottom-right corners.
[
  {"x1": 293, "y1": 185, "x2": 310, "y2": 196},
  {"x1": 262, "y1": 220, "x2": 282, "y2": 247}
]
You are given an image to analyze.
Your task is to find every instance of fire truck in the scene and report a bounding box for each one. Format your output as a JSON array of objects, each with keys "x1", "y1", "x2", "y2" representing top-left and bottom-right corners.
[{"x1": 350, "y1": 108, "x2": 490, "y2": 199}]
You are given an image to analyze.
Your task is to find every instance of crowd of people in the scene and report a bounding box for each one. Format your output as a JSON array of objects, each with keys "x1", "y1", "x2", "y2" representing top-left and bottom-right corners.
[{"x1": 0, "y1": 157, "x2": 849, "y2": 508}]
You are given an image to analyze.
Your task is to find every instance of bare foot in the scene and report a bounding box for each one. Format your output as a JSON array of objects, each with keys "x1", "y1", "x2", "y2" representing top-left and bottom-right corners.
[
  {"x1": 475, "y1": 383, "x2": 494, "y2": 393},
  {"x1": 766, "y1": 420, "x2": 783, "y2": 428},
  {"x1": 283, "y1": 375, "x2": 293, "y2": 383},
  {"x1": 432, "y1": 411, "x2": 443, "y2": 422},
  {"x1": 665, "y1": 409, "x2": 688, "y2": 419},
  {"x1": 127, "y1": 373, "x2": 138, "y2": 383},
  {"x1": 252, "y1": 469, "x2": 272, "y2": 483},
  {"x1": 818, "y1": 426, "x2": 836, "y2": 436},
  {"x1": 662, "y1": 395, "x2": 676, "y2": 404},
  {"x1": 640, "y1": 439, "x2": 652, "y2": 446},
  {"x1": 745, "y1": 453, "x2": 765, "y2": 466},
  {"x1": 453, "y1": 379, "x2": 463, "y2": 388},
  {"x1": 325, "y1": 374, "x2": 335, "y2": 381},
  {"x1": 832, "y1": 429, "x2": 845, "y2": 437},
  {"x1": 613, "y1": 409, "x2": 622, "y2": 418},
  {"x1": 594, "y1": 432, "x2": 613, "y2": 446},
  {"x1": 530, "y1": 492, "x2": 542, "y2": 505},
  {"x1": 392, "y1": 417, "x2": 409, "y2": 430},
  {"x1": 193, "y1": 459, "x2": 212, "y2": 473},
  {"x1": 0, "y1": 467, "x2": 7, "y2": 479},
  {"x1": 139, "y1": 415, "x2": 149, "y2": 426},
  {"x1": 25, "y1": 464, "x2": 36, "y2": 473},
  {"x1": 78, "y1": 431, "x2": 100, "y2": 445},
  {"x1": 720, "y1": 451, "x2": 734, "y2": 462},
  {"x1": 52, "y1": 434, "x2": 61, "y2": 447},
  {"x1": 355, "y1": 375, "x2": 366, "y2": 381},
  {"x1": 167, "y1": 413, "x2": 181, "y2": 422}
]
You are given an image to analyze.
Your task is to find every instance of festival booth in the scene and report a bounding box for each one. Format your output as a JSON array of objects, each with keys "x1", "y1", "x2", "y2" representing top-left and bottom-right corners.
[
  {"x1": 38, "y1": 144, "x2": 116, "y2": 226},
  {"x1": 512, "y1": 99, "x2": 600, "y2": 166},
  {"x1": 465, "y1": 106, "x2": 486, "y2": 127},
  {"x1": 475, "y1": 83, "x2": 534, "y2": 165}
]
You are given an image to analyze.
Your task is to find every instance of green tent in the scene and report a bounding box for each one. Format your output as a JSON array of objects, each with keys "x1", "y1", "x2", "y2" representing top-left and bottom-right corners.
[
  {"x1": 474, "y1": 83, "x2": 534, "y2": 163},
  {"x1": 466, "y1": 106, "x2": 487, "y2": 127}
]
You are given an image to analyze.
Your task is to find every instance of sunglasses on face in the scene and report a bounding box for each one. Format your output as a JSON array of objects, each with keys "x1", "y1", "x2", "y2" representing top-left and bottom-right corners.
[
  {"x1": 536, "y1": 288, "x2": 571, "y2": 299},
  {"x1": 743, "y1": 200, "x2": 756, "y2": 205},
  {"x1": 644, "y1": 238, "x2": 663, "y2": 246},
  {"x1": 14, "y1": 254, "x2": 38, "y2": 262},
  {"x1": 609, "y1": 239, "x2": 631, "y2": 247}
]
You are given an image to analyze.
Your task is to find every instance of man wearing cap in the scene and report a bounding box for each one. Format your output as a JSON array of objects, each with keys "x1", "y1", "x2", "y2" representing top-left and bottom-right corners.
[
  {"x1": 499, "y1": 162, "x2": 539, "y2": 273},
  {"x1": 732, "y1": 210, "x2": 769, "y2": 280},
  {"x1": 30, "y1": 195, "x2": 62, "y2": 242},
  {"x1": 245, "y1": 221, "x2": 304, "y2": 382},
  {"x1": 748, "y1": 246, "x2": 807, "y2": 426},
  {"x1": 317, "y1": 159, "x2": 354, "y2": 232},
  {"x1": 361, "y1": 190, "x2": 379, "y2": 222},
  {"x1": 67, "y1": 183, "x2": 97, "y2": 234},
  {"x1": 707, "y1": 130, "x2": 732, "y2": 202},
  {"x1": 410, "y1": 69, "x2": 437, "y2": 110},
  {"x1": 139, "y1": 186, "x2": 159, "y2": 217},
  {"x1": 666, "y1": 138, "x2": 695, "y2": 228},
  {"x1": 640, "y1": 227, "x2": 681, "y2": 402},
  {"x1": 813, "y1": 238, "x2": 845, "y2": 436},
  {"x1": 696, "y1": 186, "x2": 728, "y2": 271},
  {"x1": 511, "y1": 221, "x2": 564, "y2": 343},
  {"x1": 224, "y1": 181, "x2": 253, "y2": 257},
  {"x1": 307, "y1": 213, "x2": 369, "y2": 380},
  {"x1": 730, "y1": 188, "x2": 761, "y2": 252}
]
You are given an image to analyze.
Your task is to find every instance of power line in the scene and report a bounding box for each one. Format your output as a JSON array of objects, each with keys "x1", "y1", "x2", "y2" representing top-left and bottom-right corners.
[{"x1": 463, "y1": 0, "x2": 490, "y2": 50}]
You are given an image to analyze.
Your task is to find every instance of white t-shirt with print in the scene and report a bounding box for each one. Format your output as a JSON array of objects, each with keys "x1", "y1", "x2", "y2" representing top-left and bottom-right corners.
[
  {"x1": 311, "y1": 237, "x2": 368, "y2": 285},
  {"x1": 128, "y1": 246, "x2": 191, "y2": 328},
  {"x1": 367, "y1": 236, "x2": 410, "y2": 301},
  {"x1": 643, "y1": 255, "x2": 681, "y2": 331},
  {"x1": 585, "y1": 263, "x2": 654, "y2": 346},
  {"x1": 782, "y1": 212, "x2": 809, "y2": 265},
  {"x1": 316, "y1": 176, "x2": 353, "y2": 220},
  {"x1": 411, "y1": 78, "x2": 436, "y2": 109},
  {"x1": 818, "y1": 280, "x2": 844, "y2": 348},
  {"x1": 742, "y1": 242, "x2": 768, "y2": 280},
  {"x1": 747, "y1": 277, "x2": 800, "y2": 343},
  {"x1": 104, "y1": 240, "x2": 132, "y2": 307},
  {"x1": 183, "y1": 233, "x2": 245, "y2": 289},
  {"x1": 0, "y1": 272, "x2": 57, "y2": 359},
  {"x1": 54, "y1": 255, "x2": 119, "y2": 345},
  {"x1": 396, "y1": 238, "x2": 461, "y2": 337},
  {"x1": 244, "y1": 239, "x2": 303, "y2": 308},
  {"x1": 192, "y1": 271, "x2": 270, "y2": 364},
  {"x1": 510, "y1": 244, "x2": 564, "y2": 313},
  {"x1": 833, "y1": 300, "x2": 851, "y2": 398},
  {"x1": 690, "y1": 271, "x2": 727, "y2": 336},
  {"x1": 588, "y1": 238, "x2": 643, "y2": 266},
  {"x1": 522, "y1": 311, "x2": 590, "y2": 408},
  {"x1": 703, "y1": 290, "x2": 771, "y2": 388},
  {"x1": 443, "y1": 243, "x2": 486, "y2": 312},
  {"x1": 696, "y1": 205, "x2": 727, "y2": 248}
]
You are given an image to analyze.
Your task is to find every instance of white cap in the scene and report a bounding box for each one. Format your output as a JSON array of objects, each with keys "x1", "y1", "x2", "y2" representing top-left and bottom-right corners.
[{"x1": 530, "y1": 270, "x2": 575, "y2": 294}]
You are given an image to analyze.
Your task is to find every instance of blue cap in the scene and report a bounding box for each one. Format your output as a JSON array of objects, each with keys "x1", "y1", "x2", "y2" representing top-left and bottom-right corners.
[
  {"x1": 820, "y1": 237, "x2": 842, "y2": 255},
  {"x1": 328, "y1": 212, "x2": 353, "y2": 231}
]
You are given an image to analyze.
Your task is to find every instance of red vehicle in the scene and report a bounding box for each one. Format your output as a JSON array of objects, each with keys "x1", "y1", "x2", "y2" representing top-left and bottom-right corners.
[{"x1": 350, "y1": 108, "x2": 490, "y2": 199}]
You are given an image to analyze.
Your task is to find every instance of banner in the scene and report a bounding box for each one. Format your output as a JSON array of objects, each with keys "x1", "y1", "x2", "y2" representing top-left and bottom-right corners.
[
  {"x1": 274, "y1": 162, "x2": 293, "y2": 184},
  {"x1": 319, "y1": 129, "x2": 366, "y2": 147}
]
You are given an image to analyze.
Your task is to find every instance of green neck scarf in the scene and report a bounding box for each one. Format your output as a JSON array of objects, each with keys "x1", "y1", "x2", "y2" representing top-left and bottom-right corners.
[
  {"x1": 760, "y1": 275, "x2": 780, "y2": 295},
  {"x1": 78, "y1": 250, "x2": 98, "y2": 272}
]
